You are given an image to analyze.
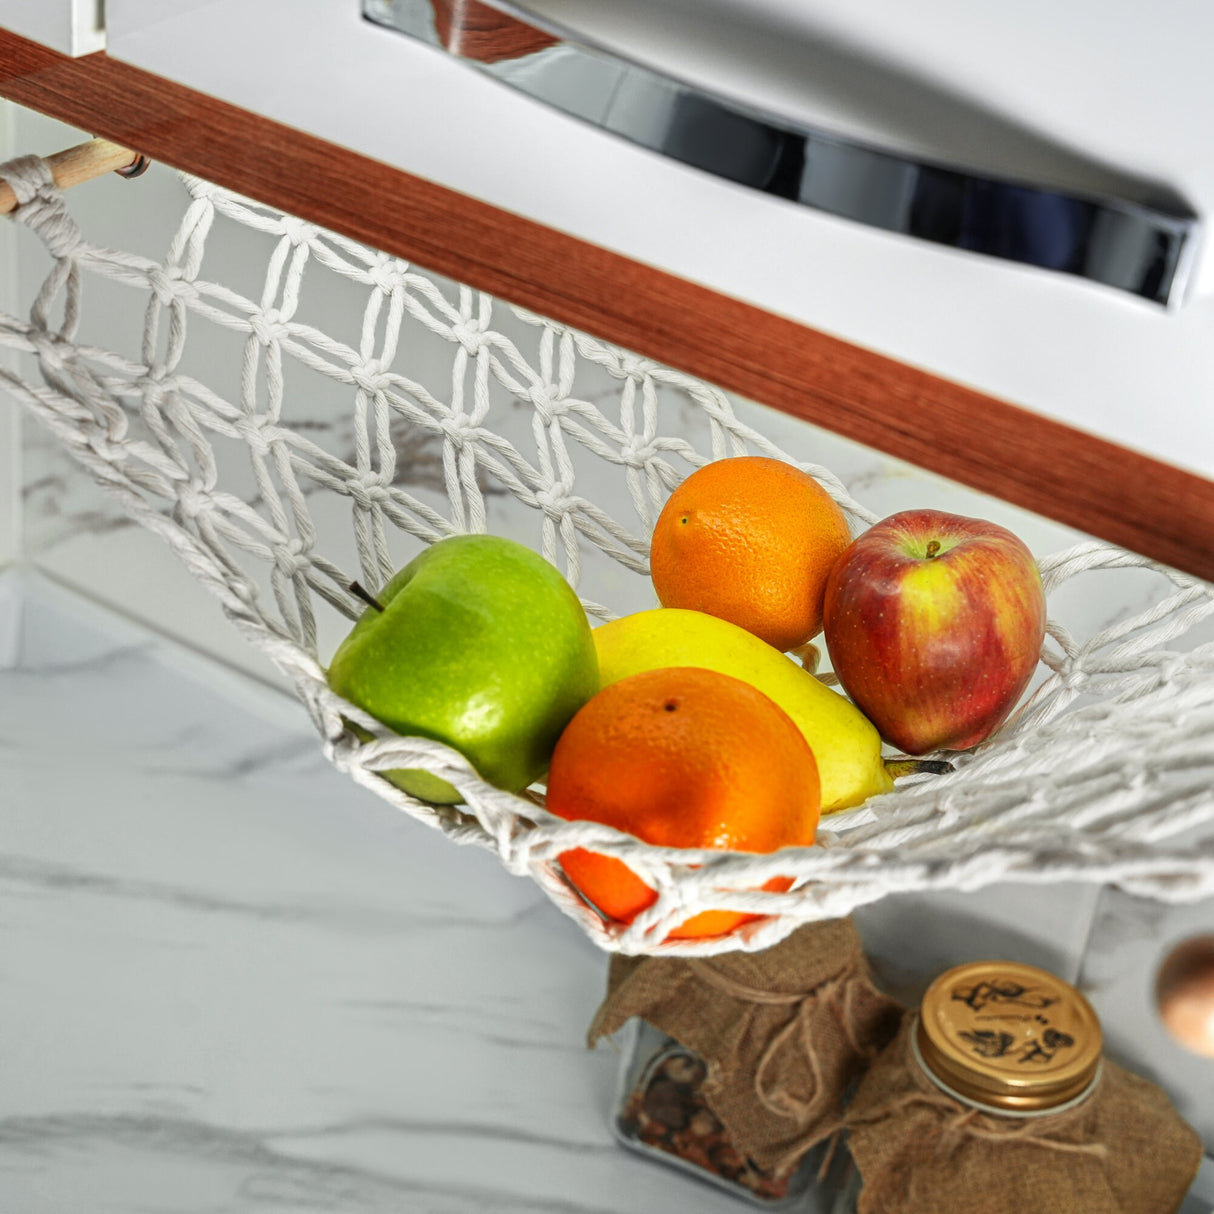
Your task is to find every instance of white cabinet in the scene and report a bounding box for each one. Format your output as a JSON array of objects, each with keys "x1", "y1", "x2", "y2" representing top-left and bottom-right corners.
[
  {"x1": 0, "y1": 0, "x2": 102, "y2": 55},
  {"x1": 97, "y1": 0, "x2": 1214, "y2": 483}
]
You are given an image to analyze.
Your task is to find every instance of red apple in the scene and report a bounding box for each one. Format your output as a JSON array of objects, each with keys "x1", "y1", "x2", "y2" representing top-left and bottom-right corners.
[{"x1": 822, "y1": 509, "x2": 1046, "y2": 754}]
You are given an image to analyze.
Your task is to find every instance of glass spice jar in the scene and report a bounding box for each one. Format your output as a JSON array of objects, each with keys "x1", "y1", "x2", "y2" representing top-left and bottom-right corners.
[
  {"x1": 613, "y1": 1017, "x2": 854, "y2": 1208},
  {"x1": 836, "y1": 960, "x2": 1206, "y2": 1214},
  {"x1": 591, "y1": 920, "x2": 905, "y2": 1209}
]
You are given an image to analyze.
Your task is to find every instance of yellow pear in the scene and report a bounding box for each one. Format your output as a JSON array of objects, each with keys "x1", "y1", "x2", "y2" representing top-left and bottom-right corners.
[{"x1": 593, "y1": 608, "x2": 893, "y2": 813}]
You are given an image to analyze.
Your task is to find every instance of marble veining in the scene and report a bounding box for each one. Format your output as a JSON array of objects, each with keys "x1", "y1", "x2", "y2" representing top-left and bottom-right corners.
[
  {"x1": 2, "y1": 567, "x2": 1211, "y2": 1210},
  {"x1": 0, "y1": 566, "x2": 836, "y2": 1213}
]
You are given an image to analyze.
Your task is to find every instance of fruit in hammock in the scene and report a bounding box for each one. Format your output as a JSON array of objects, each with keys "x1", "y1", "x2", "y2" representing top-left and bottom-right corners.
[
  {"x1": 326, "y1": 534, "x2": 598, "y2": 803},
  {"x1": 593, "y1": 607, "x2": 894, "y2": 813},
  {"x1": 546, "y1": 667, "x2": 821, "y2": 940},
  {"x1": 649, "y1": 455, "x2": 852, "y2": 651},
  {"x1": 822, "y1": 509, "x2": 1047, "y2": 755}
]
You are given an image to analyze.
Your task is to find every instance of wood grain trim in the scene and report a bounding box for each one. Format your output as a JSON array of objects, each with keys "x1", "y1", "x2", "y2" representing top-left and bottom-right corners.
[
  {"x1": 1, "y1": 26, "x2": 1211, "y2": 580},
  {"x1": 432, "y1": 0, "x2": 560, "y2": 63}
]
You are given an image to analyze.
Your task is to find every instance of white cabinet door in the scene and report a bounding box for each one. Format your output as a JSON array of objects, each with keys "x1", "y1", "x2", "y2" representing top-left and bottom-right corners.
[
  {"x1": 102, "y1": 0, "x2": 1214, "y2": 484},
  {"x1": 0, "y1": 0, "x2": 103, "y2": 55}
]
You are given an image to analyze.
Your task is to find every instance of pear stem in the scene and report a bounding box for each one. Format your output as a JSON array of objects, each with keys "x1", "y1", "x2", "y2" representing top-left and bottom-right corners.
[
  {"x1": 925, "y1": 539, "x2": 942, "y2": 558},
  {"x1": 789, "y1": 641, "x2": 821, "y2": 674},
  {"x1": 885, "y1": 757, "x2": 954, "y2": 779},
  {"x1": 349, "y1": 581, "x2": 386, "y2": 613}
]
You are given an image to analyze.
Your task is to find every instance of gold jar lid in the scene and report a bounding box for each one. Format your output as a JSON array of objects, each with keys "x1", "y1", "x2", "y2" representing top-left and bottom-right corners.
[{"x1": 915, "y1": 961, "x2": 1103, "y2": 1114}]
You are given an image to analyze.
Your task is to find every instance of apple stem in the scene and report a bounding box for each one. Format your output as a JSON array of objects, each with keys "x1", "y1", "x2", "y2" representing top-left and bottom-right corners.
[
  {"x1": 884, "y1": 757, "x2": 955, "y2": 779},
  {"x1": 349, "y1": 580, "x2": 386, "y2": 613},
  {"x1": 925, "y1": 539, "x2": 942, "y2": 558}
]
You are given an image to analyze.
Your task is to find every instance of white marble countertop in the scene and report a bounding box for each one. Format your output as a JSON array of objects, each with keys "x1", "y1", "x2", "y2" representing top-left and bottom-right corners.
[
  {"x1": 2, "y1": 565, "x2": 787, "y2": 1213},
  {"x1": 4, "y1": 560, "x2": 1214, "y2": 1211}
]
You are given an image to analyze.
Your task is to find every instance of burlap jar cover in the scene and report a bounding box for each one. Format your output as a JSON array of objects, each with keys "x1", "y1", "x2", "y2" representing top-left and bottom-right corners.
[
  {"x1": 844, "y1": 1016, "x2": 1205, "y2": 1214},
  {"x1": 589, "y1": 918, "x2": 905, "y2": 1178}
]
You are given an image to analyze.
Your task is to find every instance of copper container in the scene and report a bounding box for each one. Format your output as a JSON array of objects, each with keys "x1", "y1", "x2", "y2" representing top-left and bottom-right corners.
[
  {"x1": 1156, "y1": 935, "x2": 1214, "y2": 1059},
  {"x1": 914, "y1": 960, "x2": 1103, "y2": 1115}
]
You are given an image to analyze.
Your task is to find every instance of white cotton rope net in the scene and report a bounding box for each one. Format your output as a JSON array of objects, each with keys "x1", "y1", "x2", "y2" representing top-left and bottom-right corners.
[{"x1": 3, "y1": 155, "x2": 1214, "y2": 956}]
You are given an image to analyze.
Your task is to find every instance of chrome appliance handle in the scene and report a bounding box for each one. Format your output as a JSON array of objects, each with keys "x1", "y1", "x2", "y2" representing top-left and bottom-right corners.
[{"x1": 364, "y1": 0, "x2": 1198, "y2": 307}]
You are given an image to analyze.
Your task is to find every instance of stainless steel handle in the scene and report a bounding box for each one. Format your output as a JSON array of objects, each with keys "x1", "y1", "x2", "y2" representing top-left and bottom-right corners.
[{"x1": 365, "y1": 0, "x2": 1198, "y2": 307}]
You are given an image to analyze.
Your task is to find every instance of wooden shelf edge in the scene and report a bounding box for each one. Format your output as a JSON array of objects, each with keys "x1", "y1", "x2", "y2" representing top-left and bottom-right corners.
[{"x1": 1, "y1": 26, "x2": 1211, "y2": 580}]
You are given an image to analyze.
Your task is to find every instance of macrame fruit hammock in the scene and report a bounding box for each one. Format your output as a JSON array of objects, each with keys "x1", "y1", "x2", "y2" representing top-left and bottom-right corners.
[{"x1": 3, "y1": 145, "x2": 1213, "y2": 956}]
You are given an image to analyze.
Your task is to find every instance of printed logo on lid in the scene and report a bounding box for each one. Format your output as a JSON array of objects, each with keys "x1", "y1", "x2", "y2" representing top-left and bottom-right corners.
[{"x1": 917, "y1": 962, "x2": 1102, "y2": 1112}]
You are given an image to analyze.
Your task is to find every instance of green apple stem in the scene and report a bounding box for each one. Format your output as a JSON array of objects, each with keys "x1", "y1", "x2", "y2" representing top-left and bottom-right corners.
[
  {"x1": 349, "y1": 581, "x2": 386, "y2": 613},
  {"x1": 884, "y1": 757, "x2": 954, "y2": 779}
]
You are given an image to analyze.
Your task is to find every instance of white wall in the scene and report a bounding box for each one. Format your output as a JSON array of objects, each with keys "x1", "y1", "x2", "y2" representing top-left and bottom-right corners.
[
  {"x1": 9, "y1": 105, "x2": 295, "y2": 685},
  {"x1": 0, "y1": 100, "x2": 21, "y2": 567},
  {"x1": 0, "y1": 0, "x2": 105, "y2": 55}
]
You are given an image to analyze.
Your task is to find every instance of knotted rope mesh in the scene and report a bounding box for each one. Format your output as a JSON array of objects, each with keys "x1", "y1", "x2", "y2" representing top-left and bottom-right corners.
[{"x1": 3, "y1": 156, "x2": 1213, "y2": 955}]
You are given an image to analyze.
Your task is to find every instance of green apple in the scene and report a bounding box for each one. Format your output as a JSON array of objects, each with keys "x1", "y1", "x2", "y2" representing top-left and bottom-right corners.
[{"x1": 327, "y1": 535, "x2": 598, "y2": 803}]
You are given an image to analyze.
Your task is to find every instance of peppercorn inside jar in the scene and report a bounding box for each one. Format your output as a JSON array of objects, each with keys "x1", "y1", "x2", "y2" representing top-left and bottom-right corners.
[
  {"x1": 838, "y1": 960, "x2": 1205, "y2": 1214},
  {"x1": 613, "y1": 1018, "x2": 850, "y2": 1208}
]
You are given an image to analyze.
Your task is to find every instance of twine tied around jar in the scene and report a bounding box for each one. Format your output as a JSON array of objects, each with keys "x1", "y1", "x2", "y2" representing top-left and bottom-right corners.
[
  {"x1": 843, "y1": 1017, "x2": 1202, "y2": 1214},
  {"x1": 847, "y1": 1085, "x2": 1111, "y2": 1160},
  {"x1": 685, "y1": 958, "x2": 880, "y2": 1128},
  {"x1": 590, "y1": 919, "x2": 905, "y2": 1177}
]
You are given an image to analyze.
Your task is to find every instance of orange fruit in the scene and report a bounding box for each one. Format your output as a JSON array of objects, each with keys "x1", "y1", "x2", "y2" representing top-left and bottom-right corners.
[
  {"x1": 650, "y1": 456, "x2": 852, "y2": 651},
  {"x1": 546, "y1": 666, "x2": 820, "y2": 940}
]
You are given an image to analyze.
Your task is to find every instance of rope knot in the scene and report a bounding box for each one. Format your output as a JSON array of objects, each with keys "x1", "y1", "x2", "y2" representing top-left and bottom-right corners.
[
  {"x1": 621, "y1": 438, "x2": 657, "y2": 469},
  {"x1": 350, "y1": 471, "x2": 389, "y2": 511},
  {"x1": 367, "y1": 253, "x2": 406, "y2": 293},
  {"x1": 178, "y1": 482, "x2": 212, "y2": 519},
  {"x1": 452, "y1": 319, "x2": 485, "y2": 357},
  {"x1": 529, "y1": 383, "x2": 568, "y2": 422},
  {"x1": 137, "y1": 372, "x2": 176, "y2": 408},
  {"x1": 2, "y1": 156, "x2": 86, "y2": 261},
  {"x1": 351, "y1": 359, "x2": 388, "y2": 395},
  {"x1": 275, "y1": 537, "x2": 312, "y2": 578},
  {"x1": 147, "y1": 265, "x2": 197, "y2": 307},
  {"x1": 535, "y1": 484, "x2": 575, "y2": 518},
  {"x1": 25, "y1": 202, "x2": 85, "y2": 263},
  {"x1": 249, "y1": 308, "x2": 288, "y2": 346},
  {"x1": 617, "y1": 352, "x2": 653, "y2": 380},
  {"x1": 237, "y1": 413, "x2": 274, "y2": 457},
  {"x1": 27, "y1": 328, "x2": 68, "y2": 370},
  {"x1": 0, "y1": 155, "x2": 56, "y2": 207},
  {"x1": 279, "y1": 215, "x2": 318, "y2": 248},
  {"x1": 1062, "y1": 665, "x2": 1089, "y2": 692},
  {"x1": 440, "y1": 416, "x2": 475, "y2": 450}
]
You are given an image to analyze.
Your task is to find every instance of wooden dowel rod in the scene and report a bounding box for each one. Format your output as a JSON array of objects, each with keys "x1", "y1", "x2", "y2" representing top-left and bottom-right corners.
[{"x1": 0, "y1": 137, "x2": 141, "y2": 215}]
